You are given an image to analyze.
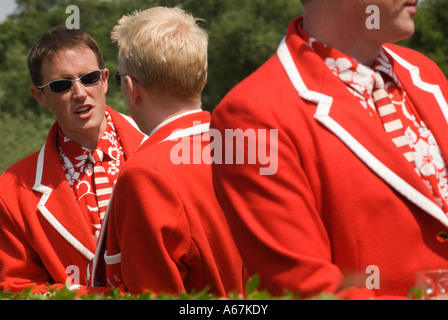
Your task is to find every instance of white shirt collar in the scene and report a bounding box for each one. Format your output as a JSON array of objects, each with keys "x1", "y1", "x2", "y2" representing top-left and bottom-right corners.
[{"x1": 149, "y1": 109, "x2": 203, "y2": 137}]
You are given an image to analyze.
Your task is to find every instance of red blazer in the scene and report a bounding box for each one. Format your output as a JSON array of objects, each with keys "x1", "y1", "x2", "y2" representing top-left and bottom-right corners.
[
  {"x1": 211, "y1": 17, "x2": 448, "y2": 299},
  {"x1": 95, "y1": 111, "x2": 247, "y2": 297},
  {"x1": 0, "y1": 106, "x2": 145, "y2": 293}
]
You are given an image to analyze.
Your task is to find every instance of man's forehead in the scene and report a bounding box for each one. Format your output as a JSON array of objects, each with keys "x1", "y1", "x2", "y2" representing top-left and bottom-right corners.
[{"x1": 41, "y1": 46, "x2": 100, "y2": 78}]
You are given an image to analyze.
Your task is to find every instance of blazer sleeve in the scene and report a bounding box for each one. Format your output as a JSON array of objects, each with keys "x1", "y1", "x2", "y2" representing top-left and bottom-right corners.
[
  {"x1": 0, "y1": 195, "x2": 62, "y2": 294},
  {"x1": 210, "y1": 95, "x2": 375, "y2": 299},
  {"x1": 0, "y1": 178, "x2": 113, "y2": 296},
  {"x1": 106, "y1": 163, "x2": 192, "y2": 295}
]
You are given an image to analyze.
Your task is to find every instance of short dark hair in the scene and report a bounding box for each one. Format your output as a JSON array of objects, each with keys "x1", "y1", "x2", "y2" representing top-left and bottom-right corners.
[{"x1": 27, "y1": 26, "x2": 104, "y2": 86}]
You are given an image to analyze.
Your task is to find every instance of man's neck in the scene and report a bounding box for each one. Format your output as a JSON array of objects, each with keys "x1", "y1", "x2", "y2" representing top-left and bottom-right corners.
[
  {"x1": 149, "y1": 108, "x2": 203, "y2": 137},
  {"x1": 60, "y1": 118, "x2": 107, "y2": 151},
  {"x1": 140, "y1": 90, "x2": 203, "y2": 136},
  {"x1": 302, "y1": 14, "x2": 382, "y2": 67}
]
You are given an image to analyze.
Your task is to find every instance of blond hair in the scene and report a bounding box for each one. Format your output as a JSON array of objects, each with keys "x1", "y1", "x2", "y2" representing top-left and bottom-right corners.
[{"x1": 112, "y1": 6, "x2": 208, "y2": 99}]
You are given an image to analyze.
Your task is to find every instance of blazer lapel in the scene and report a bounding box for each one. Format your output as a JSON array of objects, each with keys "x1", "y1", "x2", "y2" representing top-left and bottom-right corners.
[
  {"x1": 386, "y1": 47, "x2": 448, "y2": 165},
  {"x1": 106, "y1": 106, "x2": 147, "y2": 157},
  {"x1": 32, "y1": 124, "x2": 96, "y2": 261},
  {"x1": 277, "y1": 34, "x2": 448, "y2": 228}
]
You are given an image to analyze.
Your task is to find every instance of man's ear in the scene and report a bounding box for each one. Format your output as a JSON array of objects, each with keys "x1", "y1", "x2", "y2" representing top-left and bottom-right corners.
[
  {"x1": 126, "y1": 75, "x2": 142, "y2": 106},
  {"x1": 202, "y1": 73, "x2": 208, "y2": 91},
  {"x1": 29, "y1": 86, "x2": 50, "y2": 109},
  {"x1": 102, "y1": 68, "x2": 109, "y2": 95}
]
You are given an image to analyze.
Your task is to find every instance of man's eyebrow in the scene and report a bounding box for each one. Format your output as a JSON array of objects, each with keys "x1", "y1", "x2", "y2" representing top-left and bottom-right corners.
[{"x1": 49, "y1": 70, "x2": 97, "y2": 80}]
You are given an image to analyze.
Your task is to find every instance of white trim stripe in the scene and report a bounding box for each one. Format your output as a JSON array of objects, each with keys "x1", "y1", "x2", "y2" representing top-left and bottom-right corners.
[
  {"x1": 162, "y1": 123, "x2": 210, "y2": 142},
  {"x1": 104, "y1": 251, "x2": 122, "y2": 265},
  {"x1": 151, "y1": 109, "x2": 203, "y2": 137},
  {"x1": 276, "y1": 37, "x2": 448, "y2": 228},
  {"x1": 385, "y1": 48, "x2": 448, "y2": 126},
  {"x1": 34, "y1": 143, "x2": 46, "y2": 187},
  {"x1": 88, "y1": 185, "x2": 117, "y2": 287},
  {"x1": 33, "y1": 147, "x2": 95, "y2": 261}
]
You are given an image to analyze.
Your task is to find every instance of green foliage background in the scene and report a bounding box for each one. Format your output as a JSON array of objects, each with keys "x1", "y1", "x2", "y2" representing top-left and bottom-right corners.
[
  {"x1": 0, "y1": 275, "x2": 340, "y2": 300},
  {"x1": 0, "y1": 0, "x2": 301, "y2": 172},
  {"x1": 0, "y1": 0, "x2": 447, "y2": 173}
]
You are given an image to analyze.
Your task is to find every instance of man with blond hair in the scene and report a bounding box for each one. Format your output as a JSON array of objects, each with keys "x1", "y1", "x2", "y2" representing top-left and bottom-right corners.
[
  {"x1": 211, "y1": 0, "x2": 448, "y2": 299},
  {"x1": 89, "y1": 7, "x2": 247, "y2": 297}
]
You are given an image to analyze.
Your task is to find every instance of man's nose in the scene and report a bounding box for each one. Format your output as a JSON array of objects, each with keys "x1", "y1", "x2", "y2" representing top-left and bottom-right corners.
[{"x1": 71, "y1": 80, "x2": 88, "y2": 99}]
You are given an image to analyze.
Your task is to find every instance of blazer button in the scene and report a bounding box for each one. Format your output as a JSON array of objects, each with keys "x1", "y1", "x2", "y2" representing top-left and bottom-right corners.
[{"x1": 437, "y1": 232, "x2": 448, "y2": 243}]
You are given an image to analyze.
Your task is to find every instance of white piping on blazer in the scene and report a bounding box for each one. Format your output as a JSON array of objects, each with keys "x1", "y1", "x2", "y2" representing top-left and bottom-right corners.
[{"x1": 276, "y1": 37, "x2": 448, "y2": 228}]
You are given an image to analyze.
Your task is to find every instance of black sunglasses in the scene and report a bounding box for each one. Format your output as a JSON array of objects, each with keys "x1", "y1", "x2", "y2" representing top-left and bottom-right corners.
[
  {"x1": 115, "y1": 71, "x2": 147, "y2": 89},
  {"x1": 36, "y1": 69, "x2": 106, "y2": 93},
  {"x1": 115, "y1": 71, "x2": 125, "y2": 86}
]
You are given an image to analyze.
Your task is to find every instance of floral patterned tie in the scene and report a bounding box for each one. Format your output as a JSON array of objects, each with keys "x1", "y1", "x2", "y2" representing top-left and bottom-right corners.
[{"x1": 372, "y1": 72, "x2": 417, "y2": 169}]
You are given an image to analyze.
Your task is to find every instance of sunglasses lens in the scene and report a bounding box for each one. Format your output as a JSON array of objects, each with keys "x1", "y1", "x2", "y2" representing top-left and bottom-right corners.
[
  {"x1": 49, "y1": 80, "x2": 72, "y2": 93},
  {"x1": 115, "y1": 72, "x2": 122, "y2": 86},
  {"x1": 46, "y1": 70, "x2": 103, "y2": 93},
  {"x1": 81, "y1": 70, "x2": 102, "y2": 85}
]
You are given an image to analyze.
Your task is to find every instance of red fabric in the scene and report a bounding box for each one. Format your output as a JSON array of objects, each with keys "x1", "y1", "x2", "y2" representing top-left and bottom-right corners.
[
  {"x1": 89, "y1": 149, "x2": 113, "y2": 225},
  {"x1": 58, "y1": 112, "x2": 124, "y2": 241},
  {"x1": 104, "y1": 111, "x2": 248, "y2": 297},
  {"x1": 371, "y1": 72, "x2": 416, "y2": 167},
  {"x1": 0, "y1": 106, "x2": 145, "y2": 293},
  {"x1": 211, "y1": 17, "x2": 448, "y2": 299},
  {"x1": 297, "y1": 21, "x2": 448, "y2": 215}
]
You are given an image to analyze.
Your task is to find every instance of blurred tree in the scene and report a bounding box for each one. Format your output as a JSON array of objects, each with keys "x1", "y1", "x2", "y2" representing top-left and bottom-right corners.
[
  {"x1": 203, "y1": 0, "x2": 300, "y2": 110},
  {"x1": 0, "y1": 0, "x2": 302, "y2": 172},
  {"x1": 400, "y1": 0, "x2": 448, "y2": 76},
  {"x1": 0, "y1": 0, "x2": 301, "y2": 116},
  {"x1": 6, "y1": 0, "x2": 448, "y2": 172}
]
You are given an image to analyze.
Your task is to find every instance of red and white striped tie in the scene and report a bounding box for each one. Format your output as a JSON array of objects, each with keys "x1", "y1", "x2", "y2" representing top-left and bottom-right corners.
[
  {"x1": 89, "y1": 149, "x2": 113, "y2": 220},
  {"x1": 372, "y1": 72, "x2": 416, "y2": 169}
]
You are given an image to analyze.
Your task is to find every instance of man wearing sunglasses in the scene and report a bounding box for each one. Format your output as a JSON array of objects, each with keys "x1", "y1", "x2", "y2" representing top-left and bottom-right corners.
[{"x1": 0, "y1": 26, "x2": 146, "y2": 294}]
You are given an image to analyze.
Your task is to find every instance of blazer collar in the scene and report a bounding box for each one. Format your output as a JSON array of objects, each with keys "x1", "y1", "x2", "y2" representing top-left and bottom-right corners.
[
  {"x1": 277, "y1": 18, "x2": 448, "y2": 228},
  {"x1": 148, "y1": 110, "x2": 211, "y2": 144},
  {"x1": 105, "y1": 106, "x2": 147, "y2": 157},
  {"x1": 31, "y1": 107, "x2": 146, "y2": 261},
  {"x1": 387, "y1": 49, "x2": 448, "y2": 167},
  {"x1": 33, "y1": 123, "x2": 96, "y2": 261}
]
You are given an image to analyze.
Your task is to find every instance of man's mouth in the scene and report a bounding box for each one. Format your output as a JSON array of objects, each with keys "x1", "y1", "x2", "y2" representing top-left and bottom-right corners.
[
  {"x1": 75, "y1": 105, "x2": 93, "y2": 115},
  {"x1": 405, "y1": 0, "x2": 418, "y2": 7},
  {"x1": 403, "y1": 0, "x2": 418, "y2": 15}
]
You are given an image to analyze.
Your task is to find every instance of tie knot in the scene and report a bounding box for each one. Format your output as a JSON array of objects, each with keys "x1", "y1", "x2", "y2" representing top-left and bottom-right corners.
[
  {"x1": 89, "y1": 149, "x2": 104, "y2": 164},
  {"x1": 374, "y1": 72, "x2": 385, "y2": 90}
]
